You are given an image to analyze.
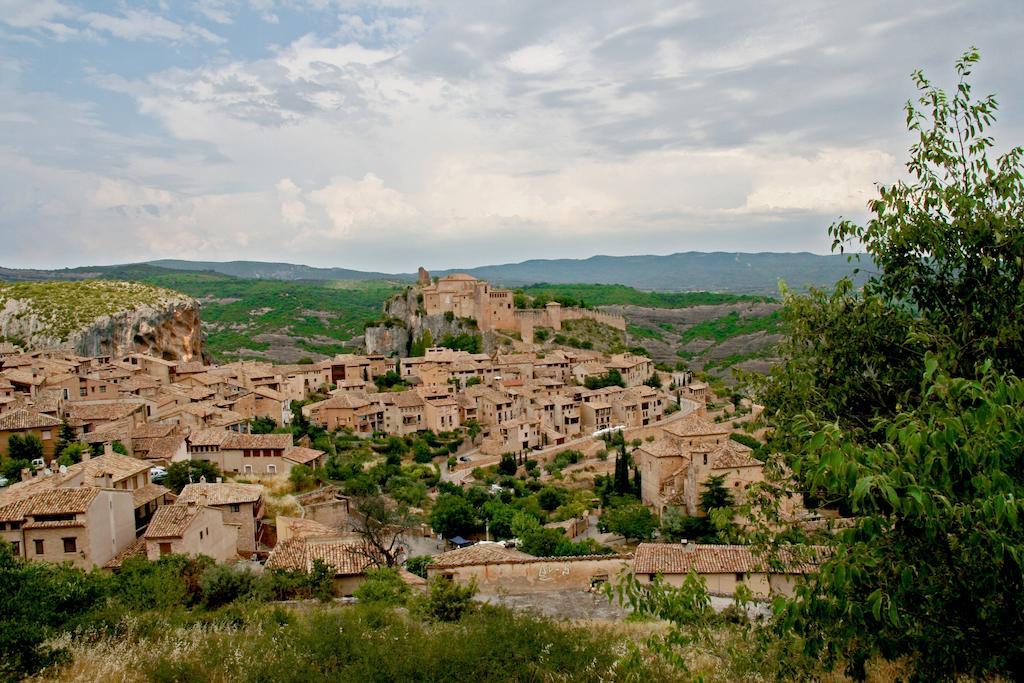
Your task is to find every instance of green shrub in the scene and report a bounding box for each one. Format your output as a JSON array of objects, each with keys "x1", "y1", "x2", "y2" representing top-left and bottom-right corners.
[
  {"x1": 353, "y1": 568, "x2": 411, "y2": 606},
  {"x1": 418, "y1": 577, "x2": 477, "y2": 622}
]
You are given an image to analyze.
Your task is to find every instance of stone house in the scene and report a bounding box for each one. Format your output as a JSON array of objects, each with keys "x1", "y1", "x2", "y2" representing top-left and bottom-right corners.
[
  {"x1": 0, "y1": 409, "x2": 63, "y2": 461},
  {"x1": 177, "y1": 482, "x2": 265, "y2": 555},
  {"x1": 633, "y1": 416, "x2": 763, "y2": 517},
  {"x1": 426, "y1": 543, "x2": 632, "y2": 594},
  {"x1": 143, "y1": 501, "x2": 240, "y2": 563},
  {"x1": 632, "y1": 542, "x2": 821, "y2": 598},
  {"x1": 0, "y1": 482, "x2": 136, "y2": 570},
  {"x1": 228, "y1": 386, "x2": 291, "y2": 426}
]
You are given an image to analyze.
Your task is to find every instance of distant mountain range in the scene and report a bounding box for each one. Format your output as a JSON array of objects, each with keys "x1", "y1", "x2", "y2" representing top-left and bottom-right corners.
[
  {"x1": 0, "y1": 252, "x2": 873, "y2": 295},
  {"x1": 151, "y1": 252, "x2": 873, "y2": 294}
]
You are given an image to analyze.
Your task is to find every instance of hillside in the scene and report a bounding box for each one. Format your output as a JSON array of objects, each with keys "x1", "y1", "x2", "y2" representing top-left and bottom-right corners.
[
  {"x1": 0, "y1": 280, "x2": 202, "y2": 360},
  {"x1": 147, "y1": 259, "x2": 397, "y2": 282},
  {"x1": 104, "y1": 270, "x2": 403, "y2": 363}
]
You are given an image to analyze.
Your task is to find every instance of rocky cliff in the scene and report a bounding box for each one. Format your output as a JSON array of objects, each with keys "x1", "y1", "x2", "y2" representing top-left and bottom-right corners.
[
  {"x1": 363, "y1": 287, "x2": 482, "y2": 356},
  {"x1": 0, "y1": 280, "x2": 202, "y2": 361}
]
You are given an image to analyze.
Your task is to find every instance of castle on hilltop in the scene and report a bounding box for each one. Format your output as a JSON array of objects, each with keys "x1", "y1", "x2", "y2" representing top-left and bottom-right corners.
[{"x1": 416, "y1": 267, "x2": 625, "y2": 342}]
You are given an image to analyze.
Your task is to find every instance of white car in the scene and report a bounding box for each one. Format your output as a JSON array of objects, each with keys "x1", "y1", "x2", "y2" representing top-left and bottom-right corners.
[
  {"x1": 0, "y1": 476, "x2": 9, "y2": 488},
  {"x1": 31, "y1": 458, "x2": 46, "y2": 470},
  {"x1": 150, "y1": 466, "x2": 168, "y2": 481}
]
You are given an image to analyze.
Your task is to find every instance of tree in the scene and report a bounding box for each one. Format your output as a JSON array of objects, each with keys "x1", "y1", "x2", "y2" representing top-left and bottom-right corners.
[
  {"x1": 111, "y1": 440, "x2": 128, "y2": 455},
  {"x1": 753, "y1": 52, "x2": 1024, "y2": 681},
  {"x1": 56, "y1": 442, "x2": 87, "y2": 467},
  {"x1": 412, "y1": 440, "x2": 433, "y2": 464},
  {"x1": 698, "y1": 474, "x2": 734, "y2": 513},
  {"x1": 249, "y1": 416, "x2": 277, "y2": 434},
  {"x1": 613, "y1": 441, "x2": 632, "y2": 495},
  {"x1": 497, "y1": 453, "x2": 517, "y2": 476},
  {"x1": 351, "y1": 495, "x2": 419, "y2": 568},
  {"x1": 660, "y1": 506, "x2": 717, "y2": 543},
  {"x1": 429, "y1": 493, "x2": 477, "y2": 539},
  {"x1": 164, "y1": 460, "x2": 222, "y2": 494},
  {"x1": 289, "y1": 464, "x2": 316, "y2": 492},
  {"x1": 600, "y1": 503, "x2": 658, "y2": 542},
  {"x1": 585, "y1": 369, "x2": 625, "y2": 390},
  {"x1": 7, "y1": 434, "x2": 43, "y2": 462},
  {"x1": 404, "y1": 555, "x2": 433, "y2": 579}
]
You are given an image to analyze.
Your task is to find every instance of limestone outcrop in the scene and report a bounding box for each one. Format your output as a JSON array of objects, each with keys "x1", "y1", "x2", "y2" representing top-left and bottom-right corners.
[{"x1": 0, "y1": 280, "x2": 203, "y2": 361}]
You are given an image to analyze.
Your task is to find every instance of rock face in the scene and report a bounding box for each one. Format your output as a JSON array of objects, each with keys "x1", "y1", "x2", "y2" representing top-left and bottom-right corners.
[
  {"x1": 0, "y1": 281, "x2": 203, "y2": 361},
  {"x1": 363, "y1": 286, "x2": 479, "y2": 357}
]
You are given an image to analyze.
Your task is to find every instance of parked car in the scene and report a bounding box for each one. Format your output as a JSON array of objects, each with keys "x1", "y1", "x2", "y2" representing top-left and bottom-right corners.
[
  {"x1": 0, "y1": 476, "x2": 9, "y2": 488},
  {"x1": 150, "y1": 466, "x2": 168, "y2": 482},
  {"x1": 30, "y1": 458, "x2": 45, "y2": 470},
  {"x1": 458, "y1": 456, "x2": 471, "y2": 463}
]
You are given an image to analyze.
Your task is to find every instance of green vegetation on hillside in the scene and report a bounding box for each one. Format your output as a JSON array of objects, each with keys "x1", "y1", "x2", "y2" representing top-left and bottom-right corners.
[
  {"x1": 519, "y1": 283, "x2": 768, "y2": 309},
  {"x1": 678, "y1": 310, "x2": 784, "y2": 344},
  {"x1": 0, "y1": 280, "x2": 177, "y2": 341},
  {"x1": 84, "y1": 267, "x2": 402, "y2": 361}
]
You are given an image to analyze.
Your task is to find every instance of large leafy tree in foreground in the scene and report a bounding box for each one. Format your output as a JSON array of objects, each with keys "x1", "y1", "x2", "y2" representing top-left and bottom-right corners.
[{"x1": 751, "y1": 50, "x2": 1024, "y2": 680}]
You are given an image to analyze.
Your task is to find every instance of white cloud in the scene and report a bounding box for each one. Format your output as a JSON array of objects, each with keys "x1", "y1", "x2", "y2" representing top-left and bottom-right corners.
[{"x1": 308, "y1": 174, "x2": 418, "y2": 237}]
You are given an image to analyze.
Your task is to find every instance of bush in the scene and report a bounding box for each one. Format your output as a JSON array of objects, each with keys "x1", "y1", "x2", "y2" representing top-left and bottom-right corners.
[
  {"x1": 404, "y1": 555, "x2": 433, "y2": 579},
  {"x1": 200, "y1": 564, "x2": 257, "y2": 609},
  {"x1": 353, "y1": 568, "x2": 411, "y2": 607},
  {"x1": 497, "y1": 453, "x2": 517, "y2": 476},
  {"x1": 601, "y1": 504, "x2": 658, "y2": 542},
  {"x1": 289, "y1": 464, "x2": 316, "y2": 492},
  {"x1": 419, "y1": 577, "x2": 477, "y2": 622}
]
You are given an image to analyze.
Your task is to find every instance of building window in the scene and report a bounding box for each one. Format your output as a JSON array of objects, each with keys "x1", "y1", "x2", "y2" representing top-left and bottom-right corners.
[
  {"x1": 735, "y1": 572, "x2": 745, "y2": 582},
  {"x1": 41, "y1": 430, "x2": 51, "y2": 440},
  {"x1": 266, "y1": 464, "x2": 277, "y2": 474},
  {"x1": 159, "y1": 542, "x2": 171, "y2": 556},
  {"x1": 62, "y1": 537, "x2": 77, "y2": 553},
  {"x1": 11, "y1": 541, "x2": 19, "y2": 555},
  {"x1": 34, "y1": 539, "x2": 44, "y2": 555},
  {"x1": 199, "y1": 530, "x2": 204, "y2": 540},
  {"x1": 229, "y1": 504, "x2": 240, "y2": 513}
]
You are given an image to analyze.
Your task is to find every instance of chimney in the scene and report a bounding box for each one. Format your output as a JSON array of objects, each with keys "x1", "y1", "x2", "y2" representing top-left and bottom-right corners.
[
  {"x1": 216, "y1": 477, "x2": 223, "y2": 484},
  {"x1": 680, "y1": 538, "x2": 688, "y2": 546},
  {"x1": 20, "y1": 468, "x2": 31, "y2": 480},
  {"x1": 103, "y1": 442, "x2": 113, "y2": 457},
  {"x1": 200, "y1": 491, "x2": 209, "y2": 507},
  {"x1": 81, "y1": 450, "x2": 91, "y2": 462},
  {"x1": 199, "y1": 475, "x2": 207, "y2": 484}
]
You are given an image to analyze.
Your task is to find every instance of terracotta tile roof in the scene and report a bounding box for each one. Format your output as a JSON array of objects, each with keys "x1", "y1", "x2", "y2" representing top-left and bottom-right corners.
[
  {"x1": 633, "y1": 543, "x2": 822, "y2": 576},
  {"x1": 636, "y1": 437, "x2": 683, "y2": 458},
  {"x1": 144, "y1": 504, "x2": 203, "y2": 538},
  {"x1": 73, "y1": 452, "x2": 150, "y2": 482},
  {"x1": 131, "y1": 422, "x2": 178, "y2": 439},
  {"x1": 1, "y1": 369, "x2": 45, "y2": 386},
  {"x1": 265, "y1": 536, "x2": 372, "y2": 576},
  {"x1": 104, "y1": 537, "x2": 147, "y2": 569},
  {"x1": 65, "y1": 401, "x2": 145, "y2": 422},
  {"x1": 177, "y1": 482, "x2": 264, "y2": 506},
  {"x1": 662, "y1": 414, "x2": 731, "y2": 439},
  {"x1": 221, "y1": 432, "x2": 292, "y2": 450},
  {"x1": 310, "y1": 394, "x2": 370, "y2": 411},
  {"x1": 0, "y1": 497, "x2": 35, "y2": 523},
  {"x1": 27, "y1": 487, "x2": 99, "y2": 515},
  {"x1": 428, "y1": 543, "x2": 533, "y2": 568},
  {"x1": 0, "y1": 409, "x2": 62, "y2": 431},
  {"x1": 119, "y1": 376, "x2": 162, "y2": 392},
  {"x1": 137, "y1": 434, "x2": 186, "y2": 460},
  {"x1": 253, "y1": 387, "x2": 286, "y2": 401},
  {"x1": 23, "y1": 518, "x2": 86, "y2": 529},
  {"x1": 392, "y1": 391, "x2": 425, "y2": 408},
  {"x1": 132, "y1": 482, "x2": 171, "y2": 507},
  {"x1": 188, "y1": 428, "x2": 231, "y2": 447},
  {"x1": 276, "y1": 515, "x2": 338, "y2": 541},
  {"x1": 283, "y1": 446, "x2": 325, "y2": 465},
  {"x1": 710, "y1": 441, "x2": 761, "y2": 470}
]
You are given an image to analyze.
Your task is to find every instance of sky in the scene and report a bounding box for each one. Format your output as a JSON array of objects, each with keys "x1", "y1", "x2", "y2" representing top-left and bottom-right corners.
[{"x1": 0, "y1": 1, "x2": 1021, "y2": 272}]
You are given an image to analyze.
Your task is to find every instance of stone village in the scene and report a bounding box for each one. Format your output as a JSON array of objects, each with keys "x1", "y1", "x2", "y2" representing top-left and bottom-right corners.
[{"x1": 0, "y1": 272, "x2": 821, "y2": 609}]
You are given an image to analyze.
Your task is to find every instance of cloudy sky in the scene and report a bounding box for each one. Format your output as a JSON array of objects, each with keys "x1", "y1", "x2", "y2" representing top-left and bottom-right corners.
[{"x1": 1, "y1": 1, "x2": 1021, "y2": 272}]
